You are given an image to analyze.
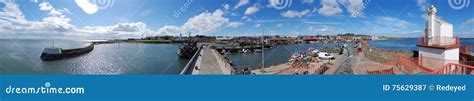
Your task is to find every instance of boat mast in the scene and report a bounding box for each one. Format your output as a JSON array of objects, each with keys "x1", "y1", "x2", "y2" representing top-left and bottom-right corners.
[{"x1": 260, "y1": 24, "x2": 265, "y2": 73}]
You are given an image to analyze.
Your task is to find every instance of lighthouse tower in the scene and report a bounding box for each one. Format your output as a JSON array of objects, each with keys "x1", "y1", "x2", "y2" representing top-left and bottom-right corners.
[{"x1": 418, "y1": 5, "x2": 460, "y2": 70}]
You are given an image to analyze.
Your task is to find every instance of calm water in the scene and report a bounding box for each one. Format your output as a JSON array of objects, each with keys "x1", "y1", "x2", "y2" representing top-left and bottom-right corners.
[
  {"x1": 229, "y1": 38, "x2": 474, "y2": 68},
  {"x1": 228, "y1": 43, "x2": 340, "y2": 68},
  {"x1": 0, "y1": 39, "x2": 341, "y2": 73},
  {"x1": 368, "y1": 38, "x2": 474, "y2": 51},
  {"x1": 0, "y1": 39, "x2": 188, "y2": 74},
  {"x1": 2, "y1": 38, "x2": 472, "y2": 74}
]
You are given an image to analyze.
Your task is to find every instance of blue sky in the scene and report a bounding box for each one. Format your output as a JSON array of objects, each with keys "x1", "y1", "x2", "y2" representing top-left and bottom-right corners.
[{"x1": 0, "y1": 0, "x2": 473, "y2": 39}]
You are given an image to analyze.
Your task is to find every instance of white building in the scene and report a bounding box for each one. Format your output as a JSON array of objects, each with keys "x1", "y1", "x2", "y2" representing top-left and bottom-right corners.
[{"x1": 418, "y1": 5, "x2": 460, "y2": 70}]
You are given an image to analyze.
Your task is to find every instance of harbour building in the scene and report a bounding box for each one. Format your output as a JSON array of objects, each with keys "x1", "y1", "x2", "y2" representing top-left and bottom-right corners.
[{"x1": 415, "y1": 5, "x2": 473, "y2": 74}]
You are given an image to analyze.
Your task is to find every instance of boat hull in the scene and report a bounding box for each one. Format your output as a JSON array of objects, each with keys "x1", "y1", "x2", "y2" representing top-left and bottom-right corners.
[
  {"x1": 40, "y1": 44, "x2": 94, "y2": 61},
  {"x1": 178, "y1": 47, "x2": 198, "y2": 59}
]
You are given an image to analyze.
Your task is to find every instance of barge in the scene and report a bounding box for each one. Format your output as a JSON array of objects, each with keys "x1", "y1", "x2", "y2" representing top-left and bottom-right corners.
[
  {"x1": 40, "y1": 43, "x2": 94, "y2": 61},
  {"x1": 178, "y1": 33, "x2": 198, "y2": 59},
  {"x1": 177, "y1": 42, "x2": 198, "y2": 59}
]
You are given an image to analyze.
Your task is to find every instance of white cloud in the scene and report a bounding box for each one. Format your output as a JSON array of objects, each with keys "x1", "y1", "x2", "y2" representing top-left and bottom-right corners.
[
  {"x1": 234, "y1": 0, "x2": 249, "y2": 9},
  {"x1": 302, "y1": 0, "x2": 314, "y2": 4},
  {"x1": 113, "y1": 22, "x2": 147, "y2": 32},
  {"x1": 308, "y1": 26, "x2": 329, "y2": 32},
  {"x1": 318, "y1": 0, "x2": 343, "y2": 16},
  {"x1": 242, "y1": 16, "x2": 252, "y2": 21},
  {"x1": 339, "y1": 0, "x2": 365, "y2": 17},
  {"x1": 255, "y1": 23, "x2": 261, "y2": 27},
  {"x1": 181, "y1": 9, "x2": 229, "y2": 34},
  {"x1": 461, "y1": 18, "x2": 474, "y2": 28},
  {"x1": 376, "y1": 16, "x2": 410, "y2": 29},
  {"x1": 75, "y1": 0, "x2": 98, "y2": 14},
  {"x1": 79, "y1": 22, "x2": 152, "y2": 38},
  {"x1": 158, "y1": 9, "x2": 234, "y2": 35},
  {"x1": 281, "y1": 9, "x2": 311, "y2": 18},
  {"x1": 0, "y1": 1, "x2": 152, "y2": 39},
  {"x1": 157, "y1": 26, "x2": 183, "y2": 36},
  {"x1": 417, "y1": 0, "x2": 428, "y2": 11},
  {"x1": 39, "y1": 2, "x2": 53, "y2": 11},
  {"x1": 223, "y1": 4, "x2": 230, "y2": 10},
  {"x1": 312, "y1": 7, "x2": 318, "y2": 13},
  {"x1": 39, "y1": 2, "x2": 65, "y2": 16},
  {"x1": 245, "y1": 4, "x2": 259, "y2": 15},
  {"x1": 0, "y1": 0, "x2": 25, "y2": 20},
  {"x1": 276, "y1": 23, "x2": 283, "y2": 27},
  {"x1": 226, "y1": 22, "x2": 244, "y2": 28}
]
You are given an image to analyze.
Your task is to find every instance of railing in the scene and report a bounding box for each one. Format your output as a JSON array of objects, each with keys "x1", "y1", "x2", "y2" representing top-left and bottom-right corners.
[
  {"x1": 180, "y1": 46, "x2": 203, "y2": 75},
  {"x1": 430, "y1": 63, "x2": 474, "y2": 74},
  {"x1": 396, "y1": 56, "x2": 421, "y2": 73},
  {"x1": 417, "y1": 37, "x2": 460, "y2": 48},
  {"x1": 460, "y1": 45, "x2": 472, "y2": 54},
  {"x1": 393, "y1": 55, "x2": 474, "y2": 74},
  {"x1": 367, "y1": 68, "x2": 394, "y2": 74},
  {"x1": 211, "y1": 48, "x2": 234, "y2": 74}
]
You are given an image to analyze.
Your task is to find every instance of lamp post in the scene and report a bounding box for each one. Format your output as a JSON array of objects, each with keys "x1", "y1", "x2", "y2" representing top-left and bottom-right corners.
[{"x1": 260, "y1": 24, "x2": 266, "y2": 73}]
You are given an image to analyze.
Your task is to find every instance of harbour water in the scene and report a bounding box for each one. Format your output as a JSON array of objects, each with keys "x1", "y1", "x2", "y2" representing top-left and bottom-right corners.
[
  {"x1": 231, "y1": 38, "x2": 474, "y2": 68},
  {"x1": 228, "y1": 43, "x2": 340, "y2": 68},
  {"x1": 368, "y1": 38, "x2": 474, "y2": 51},
  {"x1": 0, "y1": 39, "x2": 188, "y2": 74},
  {"x1": 1, "y1": 38, "x2": 472, "y2": 74}
]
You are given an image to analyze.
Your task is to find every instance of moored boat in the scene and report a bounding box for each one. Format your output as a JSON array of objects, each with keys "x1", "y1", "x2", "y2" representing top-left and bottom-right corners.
[
  {"x1": 177, "y1": 42, "x2": 198, "y2": 59},
  {"x1": 177, "y1": 32, "x2": 198, "y2": 59},
  {"x1": 242, "y1": 49, "x2": 251, "y2": 53},
  {"x1": 40, "y1": 43, "x2": 94, "y2": 61}
]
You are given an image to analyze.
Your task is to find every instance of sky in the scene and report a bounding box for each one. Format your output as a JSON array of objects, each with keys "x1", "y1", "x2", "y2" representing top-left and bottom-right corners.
[{"x1": 0, "y1": 0, "x2": 473, "y2": 39}]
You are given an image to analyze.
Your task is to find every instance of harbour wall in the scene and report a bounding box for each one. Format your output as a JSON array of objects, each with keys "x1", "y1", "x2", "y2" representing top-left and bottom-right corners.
[
  {"x1": 361, "y1": 41, "x2": 416, "y2": 63},
  {"x1": 41, "y1": 43, "x2": 95, "y2": 61},
  {"x1": 180, "y1": 46, "x2": 202, "y2": 74},
  {"x1": 461, "y1": 53, "x2": 474, "y2": 66}
]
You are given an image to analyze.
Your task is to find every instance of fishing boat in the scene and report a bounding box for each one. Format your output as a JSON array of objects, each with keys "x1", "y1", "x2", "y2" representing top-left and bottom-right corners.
[
  {"x1": 254, "y1": 49, "x2": 263, "y2": 52},
  {"x1": 242, "y1": 49, "x2": 251, "y2": 53},
  {"x1": 40, "y1": 43, "x2": 94, "y2": 61},
  {"x1": 177, "y1": 33, "x2": 198, "y2": 59}
]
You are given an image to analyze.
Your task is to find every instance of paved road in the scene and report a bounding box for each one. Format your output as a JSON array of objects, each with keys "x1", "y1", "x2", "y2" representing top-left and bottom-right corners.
[
  {"x1": 192, "y1": 46, "x2": 232, "y2": 74},
  {"x1": 335, "y1": 43, "x2": 357, "y2": 74}
]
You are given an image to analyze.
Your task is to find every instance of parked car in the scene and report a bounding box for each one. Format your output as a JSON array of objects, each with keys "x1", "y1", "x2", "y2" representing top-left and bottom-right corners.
[{"x1": 318, "y1": 52, "x2": 335, "y2": 60}]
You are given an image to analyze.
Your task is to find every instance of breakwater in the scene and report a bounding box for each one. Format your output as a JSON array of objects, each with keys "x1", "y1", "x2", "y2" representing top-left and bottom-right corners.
[
  {"x1": 461, "y1": 53, "x2": 474, "y2": 66},
  {"x1": 181, "y1": 45, "x2": 233, "y2": 74},
  {"x1": 361, "y1": 41, "x2": 416, "y2": 63},
  {"x1": 40, "y1": 43, "x2": 94, "y2": 61},
  {"x1": 212, "y1": 45, "x2": 272, "y2": 53}
]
